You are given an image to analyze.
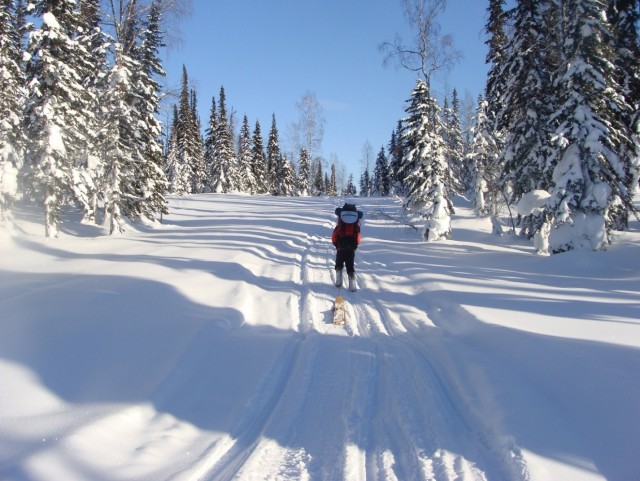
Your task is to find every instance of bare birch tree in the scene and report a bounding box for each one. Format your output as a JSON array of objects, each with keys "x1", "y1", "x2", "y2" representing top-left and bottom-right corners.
[
  {"x1": 289, "y1": 90, "x2": 325, "y2": 165},
  {"x1": 100, "y1": 0, "x2": 192, "y2": 54},
  {"x1": 379, "y1": 0, "x2": 461, "y2": 89}
]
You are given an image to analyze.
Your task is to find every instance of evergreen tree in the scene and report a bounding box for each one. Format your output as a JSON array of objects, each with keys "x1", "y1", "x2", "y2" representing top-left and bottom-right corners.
[
  {"x1": 313, "y1": 159, "x2": 324, "y2": 195},
  {"x1": 481, "y1": 0, "x2": 509, "y2": 230},
  {"x1": 210, "y1": 86, "x2": 237, "y2": 193},
  {"x1": 388, "y1": 122, "x2": 405, "y2": 193},
  {"x1": 327, "y1": 163, "x2": 337, "y2": 196},
  {"x1": 484, "y1": 0, "x2": 510, "y2": 116},
  {"x1": 270, "y1": 115, "x2": 293, "y2": 196},
  {"x1": 359, "y1": 168, "x2": 371, "y2": 197},
  {"x1": 267, "y1": 114, "x2": 280, "y2": 194},
  {"x1": 609, "y1": 0, "x2": 640, "y2": 194},
  {"x1": 75, "y1": 0, "x2": 111, "y2": 223},
  {"x1": 203, "y1": 96, "x2": 217, "y2": 192},
  {"x1": 496, "y1": 0, "x2": 557, "y2": 239},
  {"x1": 187, "y1": 88, "x2": 205, "y2": 193},
  {"x1": 24, "y1": 0, "x2": 88, "y2": 236},
  {"x1": 251, "y1": 120, "x2": 268, "y2": 194},
  {"x1": 129, "y1": 0, "x2": 168, "y2": 218},
  {"x1": 544, "y1": 0, "x2": 636, "y2": 252},
  {"x1": 237, "y1": 115, "x2": 257, "y2": 193},
  {"x1": 0, "y1": 0, "x2": 25, "y2": 221},
  {"x1": 297, "y1": 147, "x2": 311, "y2": 196},
  {"x1": 277, "y1": 155, "x2": 296, "y2": 196},
  {"x1": 165, "y1": 105, "x2": 185, "y2": 193},
  {"x1": 343, "y1": 174, "x2": 357, "y2": 196},
  {"x1": 467, "y1": 96, "x2": 505, "y2": 234},
  {"x1": 101, "y1": 45, "x2": 142, "y2": 234},
  {"x1": 11, "y1": 0, "x2": 28, "y2": 60},
  {"x1": 179, "y1": 71, "x2": 204, "y2": 193},
  {"x1": 373, "y1": 146, "x2": 391, "y2": 196},
  {"x1": 401, "y1": 78, "x2": 453, "y2": 241},
  {"x1": 169, "y1": 67, "x2": 193, "y2": 194},
  {"x1": 446, "y1": 89, "x2": 467, "y2": 193}
]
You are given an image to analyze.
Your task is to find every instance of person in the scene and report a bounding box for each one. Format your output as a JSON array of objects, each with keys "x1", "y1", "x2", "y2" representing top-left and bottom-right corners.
[{"x1": 332, "y1": 202, "x2": 362, "y2": 292}]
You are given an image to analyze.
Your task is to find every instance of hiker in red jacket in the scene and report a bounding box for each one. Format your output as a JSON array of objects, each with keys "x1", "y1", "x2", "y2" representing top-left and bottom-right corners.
[{"x1": 332, "y1": 203, "x2": 362, "y2": 292}]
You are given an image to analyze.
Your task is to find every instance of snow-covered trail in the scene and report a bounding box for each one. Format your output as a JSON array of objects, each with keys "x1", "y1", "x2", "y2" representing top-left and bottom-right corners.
[
  {"x1": 1, "y1": 194, "x2": 639, "y2": 481},
  {"x1": 154, "y1": 196, "x2": 524, "y2": 481}
]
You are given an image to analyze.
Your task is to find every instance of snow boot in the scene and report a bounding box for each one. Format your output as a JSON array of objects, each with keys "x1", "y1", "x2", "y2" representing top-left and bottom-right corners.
[
  {"x1": 335, "y1": 269, "x2": 343, "y2": 287},
  {"x1": 348, "y1": 273, "x2": 356, "y2": 292}
]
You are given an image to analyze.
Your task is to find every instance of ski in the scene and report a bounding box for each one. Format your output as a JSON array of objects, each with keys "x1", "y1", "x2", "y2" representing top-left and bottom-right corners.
[{"x1": 333, "y1": 295, "x2": 347, "y2": 325}]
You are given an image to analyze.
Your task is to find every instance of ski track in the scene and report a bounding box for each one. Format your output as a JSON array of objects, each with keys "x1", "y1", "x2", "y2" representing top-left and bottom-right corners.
[{"x1": 186, "y1": 205, "x2": 529, "y2": 481}]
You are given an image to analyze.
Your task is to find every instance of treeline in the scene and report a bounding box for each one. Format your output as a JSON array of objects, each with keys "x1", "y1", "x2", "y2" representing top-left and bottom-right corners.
[
  {"x1": 1, "y1": 0, "x2": 638, "y2": 253},
  {"x1": 163, "y1": 69, "x2": 356, "y2": 199}
]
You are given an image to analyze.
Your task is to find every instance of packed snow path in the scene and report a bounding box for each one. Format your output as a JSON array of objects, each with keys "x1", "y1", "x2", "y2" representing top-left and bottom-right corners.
[{"x1": 1, "y1": 195, "x2": 639, "y2": 481}]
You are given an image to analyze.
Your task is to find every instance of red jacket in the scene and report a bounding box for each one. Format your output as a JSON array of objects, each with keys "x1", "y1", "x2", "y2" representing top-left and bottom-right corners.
[{"x1": 332, "y1": 221, "x2": 361, "y2": 251}]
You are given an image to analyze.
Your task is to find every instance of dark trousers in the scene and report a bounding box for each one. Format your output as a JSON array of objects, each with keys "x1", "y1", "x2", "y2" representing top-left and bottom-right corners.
[{"x1": 335, "y1": 249, "x2": 355, "y2": 275}]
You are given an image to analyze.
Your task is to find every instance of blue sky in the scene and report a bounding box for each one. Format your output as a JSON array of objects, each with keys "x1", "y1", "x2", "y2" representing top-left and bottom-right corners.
[{"x1": 161, "y1": 0, "x2": 491, "y2": 180}]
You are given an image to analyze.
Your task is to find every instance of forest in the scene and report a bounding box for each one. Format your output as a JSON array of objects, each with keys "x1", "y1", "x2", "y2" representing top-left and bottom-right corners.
[{"x1": 0, "y1": 0, "x2": 638, "y2": 253}]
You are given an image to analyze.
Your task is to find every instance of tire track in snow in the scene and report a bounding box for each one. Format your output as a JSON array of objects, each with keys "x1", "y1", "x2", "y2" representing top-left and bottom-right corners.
[
  {"x1": 340, "y1": 338, "x2": 380, "y2": 480},
  {"x1": 344, "y1": 270, "x2": 528, "y2": 480},
  {"x1": 185, "y1": 336, "x2": 304, "y2": 481}
]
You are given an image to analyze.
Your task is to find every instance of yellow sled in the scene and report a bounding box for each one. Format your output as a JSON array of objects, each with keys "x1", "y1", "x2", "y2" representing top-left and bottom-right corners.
[{"x1": 333, "y1": 295, "x2": 347, "y2": 325}]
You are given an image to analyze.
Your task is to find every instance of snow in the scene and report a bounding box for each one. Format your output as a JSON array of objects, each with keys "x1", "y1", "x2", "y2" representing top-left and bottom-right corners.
[
  {"x1": 41, "y1": 12, "x2": 60, "y2": 31},
  {"x1": 0, "y1": 160, "x2": 19, "y2": 197},
  {"x1": 516, "y1": 190, "x2": 551, "y2": 217},
  {"x1": 1, "y1": 194, "x2": 639, "y2": 481}
]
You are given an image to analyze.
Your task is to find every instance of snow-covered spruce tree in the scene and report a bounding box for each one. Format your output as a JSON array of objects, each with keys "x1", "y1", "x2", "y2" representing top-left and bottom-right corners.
[
  {"x1": 343, "y1": 174, "x2": 357, "y2": 196},
  {"x1": 312, "y1": 159, "x2": 324, "y2": 196},
  {"x1": 388, "y1": 122, "x2": 405, "y2": 194},
  {"x1": 0, "y1": 0, "x2": 25, "y2": 221},
  {"x1": 484, "y1": 0, "x2": 510, "y2": 120},
  {"x1": 359, "y1": 167, "x2": 371, "y2": 198},
  {"x1": 10, "y1": 0, "x2": 28, "y2": 58},
  {"x1": 269, "y1": 115, "x2": 290, "y2": 196},
  {"x1": 494, "y1": 0, "x2": 558, "y2": 240},
  {"x1": 251, "y1": 120, "x2": 268, "y2": 194},
  {"x1": 98, "y1": 0, "x2": 169, "y2": 225},
  {"x1": 130, "y1": 0, "x2": 168, "y2": 219},
  {"x1": 186, "y1": 88, "x2": 205, "y2": 193},
  {"x1": 100, "y1": 45, "x2": 142, "y2": 235},
  {"x1": 24, "y1": 0, "x2": 89, "y2": 237},
  {"x1": 401, "y1": 78, "x2": 454, "y2": 241},
  {"x1": 75, "y1": 0, "x2": 112, "y2": 223},
  {"x1": 447, "y1": 89, "x2": 469, "y2": 194},
  {"x1": 267, "y1": 114, "x2": 282, "y2": 195},
  {"x1": 297, "y1": 147, "x2": 311, "y2": 196},
  {"x1": 544, "y1": 0, "x2": 636, "y2": 253},
  {"x1": 609, "y1": 0, "x2": 640, "y2": 199},
  {"x1": 175, "y1": 69, "x2": 204, "y2": 194},
  {"x1": 480, "y1": 0, "x2": 509, "y2": 230},
  {"x1": 237, "y1": 115, "x2": 257, "y2": 194},
  {"x1": 276, "y1": 155, "x2": 296, "y2": 197},
  {"x1": 202, "y1": 96, "x2": 217, "y2": 192},
  {"x1": 468, "y1": 96, "x2": 507, "y2": 235},
  {"x1": 164, "y1": 105, "x2": 186, "y2": 193},
  {"x1": 327, "y1": 163, "x2": 337, "y2": 197},
  {"x1": 373, "y1": 146, "x2": 391, "y2": 196},
  {"x1": 210, "y1": 86, "x2": 237, "y2": 193}
]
